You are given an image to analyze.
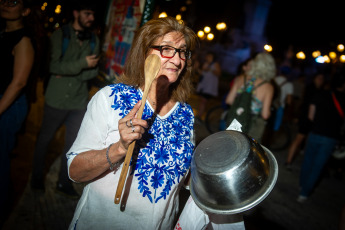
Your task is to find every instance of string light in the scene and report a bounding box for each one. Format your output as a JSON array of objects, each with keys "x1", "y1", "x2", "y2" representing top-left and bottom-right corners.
[
  {"x1": 159, "y1": 12, "x2": 167, "y2": 18},
  {"x1": 204, "y1": 26, "x2": 211, "y2": 33},
  {"x1": 337, "y1": 44, "x2": 344, "y2": 52},
  {"x1": 207, "y1": 33, "x2": 214, "y2": 41},
  {"x1": 296, "y1": 51, "x2": 306, "y2": 60},
  {"x1": 264, "y1": 44, "x2": 273, "y2": 52},
  {"x1": 329, "y1": 52, "x2": 337, "y2": 59},
  {"x1": 216, "y1": 22, "x2": 227, "y2": 31},
  {"x1": 55, "y1": 5, "x2": 61, "y2": 14},
  {"x1": 197, "y1": 31, "x2": 205, "y2": 38}
]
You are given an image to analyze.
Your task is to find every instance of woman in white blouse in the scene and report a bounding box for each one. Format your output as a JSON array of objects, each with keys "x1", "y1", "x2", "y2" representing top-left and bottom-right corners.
[{"x1": 67, "y1": 17, "x2": 197, "y2": 230}]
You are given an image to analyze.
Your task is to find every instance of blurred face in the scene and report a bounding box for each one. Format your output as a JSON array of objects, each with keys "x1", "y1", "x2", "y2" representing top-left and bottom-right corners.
[
  {"x1": 314, "y1": 73, "x2": 324, "y2": 88},
  {"x1": 243, "y1": 60, "x2": 252, "y2": 74},
  {"x1": 76, "y1": 9, "x2": 95, "y2": 29},
  {"x1": 150, "y1": 31, "x2": 188, "y2": 85},
  {"x1": 205, "y1": 53, "x2": 214, "y2": 63},
  {"x1": 0, "y1": 0, "x2": 26, "y2": 21}
]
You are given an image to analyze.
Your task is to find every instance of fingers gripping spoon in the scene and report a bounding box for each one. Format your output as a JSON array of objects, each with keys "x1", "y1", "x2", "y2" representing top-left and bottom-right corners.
[{"x1": 114, "y1": 54, "x2": 161, "y2": 205}]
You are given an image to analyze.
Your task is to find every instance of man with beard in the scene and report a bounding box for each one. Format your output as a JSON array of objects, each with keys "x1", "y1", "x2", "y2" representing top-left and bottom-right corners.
[{"x1": 31, "y1": 0, "x2": 100, "y2": 198}]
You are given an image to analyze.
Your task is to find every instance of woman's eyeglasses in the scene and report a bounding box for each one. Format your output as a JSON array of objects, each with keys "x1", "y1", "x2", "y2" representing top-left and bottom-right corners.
[
  {"x1": 150, "y1": 45, "x2": 191, "y2": 61},
  {"x1": 0, "y1": 0, "x2": 21, "y2": 7}
]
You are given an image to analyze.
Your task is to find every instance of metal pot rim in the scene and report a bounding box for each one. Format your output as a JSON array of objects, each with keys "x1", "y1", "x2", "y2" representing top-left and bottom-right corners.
[{"x1": 190, "y1": 145, "x2": 278, "y2": 215}]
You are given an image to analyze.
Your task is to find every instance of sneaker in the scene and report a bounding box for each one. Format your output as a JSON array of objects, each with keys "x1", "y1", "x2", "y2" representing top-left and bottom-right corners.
[
  {"x1": 296, "y1": 195, "x2": 308, "y2": 203},
  {"x1": 56, "y1": 183, "x2": 80, "y2": 199}
]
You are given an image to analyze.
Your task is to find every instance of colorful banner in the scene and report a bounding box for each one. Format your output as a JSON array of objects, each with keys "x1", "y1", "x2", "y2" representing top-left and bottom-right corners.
[{"x1": 102, "y1": 0, "x2": 143, "y2": 82}]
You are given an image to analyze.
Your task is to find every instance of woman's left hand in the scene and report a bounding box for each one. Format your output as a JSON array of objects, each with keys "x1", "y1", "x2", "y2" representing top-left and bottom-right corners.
[{"x1": 118, "y1": 101, "x2": 148, "y2": 151}]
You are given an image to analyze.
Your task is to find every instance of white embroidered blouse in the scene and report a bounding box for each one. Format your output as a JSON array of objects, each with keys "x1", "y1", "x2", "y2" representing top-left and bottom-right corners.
[{"x1": 67, "y1": 83, "x2": 195, "y2": 230}]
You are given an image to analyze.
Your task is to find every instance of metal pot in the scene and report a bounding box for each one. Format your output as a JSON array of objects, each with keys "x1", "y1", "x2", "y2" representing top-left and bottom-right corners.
[{"x1": 190, "y1": 130, "x2": 278, "y2": 214}]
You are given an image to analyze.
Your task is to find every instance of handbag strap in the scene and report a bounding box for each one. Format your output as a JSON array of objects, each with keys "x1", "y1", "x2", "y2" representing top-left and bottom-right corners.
[{"x1": 332, "y1": 92, "x2": 344, "y2": 119}]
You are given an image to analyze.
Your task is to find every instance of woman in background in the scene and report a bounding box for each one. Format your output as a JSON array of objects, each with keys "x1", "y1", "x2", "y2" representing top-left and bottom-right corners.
[
  {"x1": 195, "y1": 51, "x2": 222, "y2": 121},
  {"x1": 225, "y1": 52, "x2": 276, "y2": 142},
  {"x1": 0, "y1": 0, "x2": 35, "y2": 222}
]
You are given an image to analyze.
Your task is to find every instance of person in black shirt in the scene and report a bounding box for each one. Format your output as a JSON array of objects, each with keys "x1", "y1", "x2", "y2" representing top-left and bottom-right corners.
[
  {"x1": 0, "y1": 0, "x2": 35, "y2": 223},
  {"x1": 285, "y1": 73, "x2": 325, "y2": 169},
  {"x1": 298, "y1": 72, "x2": 345, "y2": 202}
]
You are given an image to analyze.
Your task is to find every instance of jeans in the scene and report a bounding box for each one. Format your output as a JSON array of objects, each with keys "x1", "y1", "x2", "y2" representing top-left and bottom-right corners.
[
  {"x1": 299, "y1": 133, "x2": 337, "y2": 197},
  {"x1": 31, "y1": 104, "x2": 85, "y2": 188},
  {"x1": 273, "y1": 106, "x2": 284, "y2": 131},
  {"x1": 0, "y1": 94, "x2": 28, "y2": 214}
]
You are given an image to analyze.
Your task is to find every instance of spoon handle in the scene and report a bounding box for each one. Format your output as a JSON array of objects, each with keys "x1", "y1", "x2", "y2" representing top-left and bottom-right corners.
[
  {"x1": 114, "y1": 54, "x2": 160, "y2": 205},
  {"x1": 114, "y1": 92, "x2": 147, "y2": 204}
]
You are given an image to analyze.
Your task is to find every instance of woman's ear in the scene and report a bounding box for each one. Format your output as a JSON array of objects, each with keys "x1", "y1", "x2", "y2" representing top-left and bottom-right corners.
[{"x1": 22, "y1": 8, "x2": 31, "y2": 17}]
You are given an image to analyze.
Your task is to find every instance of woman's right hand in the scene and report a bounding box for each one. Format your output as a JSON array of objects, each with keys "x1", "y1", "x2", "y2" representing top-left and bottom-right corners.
[{"x1": 118, "y1": 100, "x2": 148, "y2": 152}]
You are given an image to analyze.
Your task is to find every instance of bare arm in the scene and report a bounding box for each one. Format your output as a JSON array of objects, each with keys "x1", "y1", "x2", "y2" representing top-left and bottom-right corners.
[
  {"x1": 261, "y1": 84, "x2": 274, "y2": 120},
  {"x1": 308, "y1": 104, "x2": 316, "y2": 121},
  {"x1": 69, "y1": 142, "x2": 126, "y2": 182},
  {"x1": 225, "y1": 76, "x2": 242, "y2": 105},
  {"x1": 0, "y1": 37, "x2": 34, "y2": 115},
  {"x1": 69, "y1": 101, "x2": 148, "y2": 182}
]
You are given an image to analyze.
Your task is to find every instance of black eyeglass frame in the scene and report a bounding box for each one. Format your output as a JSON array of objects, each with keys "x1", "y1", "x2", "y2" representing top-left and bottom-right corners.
[{"x1": 150, "y1": 45, "x2": 191, "y2": 61}]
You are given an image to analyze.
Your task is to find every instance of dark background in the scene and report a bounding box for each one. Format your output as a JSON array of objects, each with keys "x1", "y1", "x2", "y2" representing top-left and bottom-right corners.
[{"x1": 34, "y1": 0, "x2": 343, "y2": 56}]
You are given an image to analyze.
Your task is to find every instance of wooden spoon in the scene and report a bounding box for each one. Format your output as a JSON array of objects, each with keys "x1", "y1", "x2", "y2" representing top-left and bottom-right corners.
[{"x1": 114, "y1": 54, "x2": 161, "y2": 204}]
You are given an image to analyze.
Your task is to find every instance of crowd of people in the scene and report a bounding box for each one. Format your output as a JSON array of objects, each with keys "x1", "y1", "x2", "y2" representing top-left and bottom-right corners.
[{"x1": 1, "y1": 0, "x2": 345, "y2": 228}]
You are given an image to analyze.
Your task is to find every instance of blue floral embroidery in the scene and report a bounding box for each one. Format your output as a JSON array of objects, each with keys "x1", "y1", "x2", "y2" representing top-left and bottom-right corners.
[
  {"x1": 109, "y1": 83, "x2": 194, "y2": 203},
  {"x1": 66, "y1": 152, "x2": 78, "y2": 160}
]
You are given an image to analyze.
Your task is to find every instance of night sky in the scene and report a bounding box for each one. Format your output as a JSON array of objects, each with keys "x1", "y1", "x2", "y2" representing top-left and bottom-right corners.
[
  {"x1": 191, "y1": 0, "x2": 343, "y2": 54},
  {"x1": 39, "y1": 0, "x2": 343, "y2": 54},
  {"x1": 266, "y1": 0, "x2": 343, "y2": 52}
]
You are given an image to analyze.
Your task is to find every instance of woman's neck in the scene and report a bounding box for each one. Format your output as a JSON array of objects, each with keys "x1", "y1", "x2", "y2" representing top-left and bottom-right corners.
[
  {"x1": 5, "y1": 20, "x2": 23, "y2": 32},
  {"x1": 148, "y1": 83, "x2": 169, "y2": 104},
  {"x1": 146, "y1": 80, "x2": 175, "y2": 115}
]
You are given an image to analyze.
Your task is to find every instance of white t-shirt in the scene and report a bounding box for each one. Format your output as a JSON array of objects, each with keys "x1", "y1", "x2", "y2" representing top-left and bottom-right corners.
[
  {"x1": 175, "y1": 196, "x2": 245, "y2": 230},
  {"x1": 67, "y1": 84, "x2": 195, "y2": 230},
  {"x1": 274, "y1": 76, "x2": 293, "y2": 108}
]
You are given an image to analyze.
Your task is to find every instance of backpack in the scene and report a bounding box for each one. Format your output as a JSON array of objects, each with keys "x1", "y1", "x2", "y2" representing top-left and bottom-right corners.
[
  {"x1": 271, "y1": 79, "x2": 287, "y2": 109},
  {"x1": 44, "y1": 25, "x2": 97, "y2": 92},
  {"x1": 226, "y1": 76, "x2": 267, "y2": 133},
  {"x1": 61, "y1": 25, "x2": 96, "y2": 57}
]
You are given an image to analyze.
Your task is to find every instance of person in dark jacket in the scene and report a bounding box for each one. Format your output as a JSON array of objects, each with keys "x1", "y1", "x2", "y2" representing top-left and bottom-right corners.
[{"x1": 31, "y1": 0, "x2": 100, "y2": 198}]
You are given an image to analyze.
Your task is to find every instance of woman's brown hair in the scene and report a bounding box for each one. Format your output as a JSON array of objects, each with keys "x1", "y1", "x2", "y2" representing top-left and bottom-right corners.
[{"x1": 117, "y1": 16, "x2": 197, "y2": 102}]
